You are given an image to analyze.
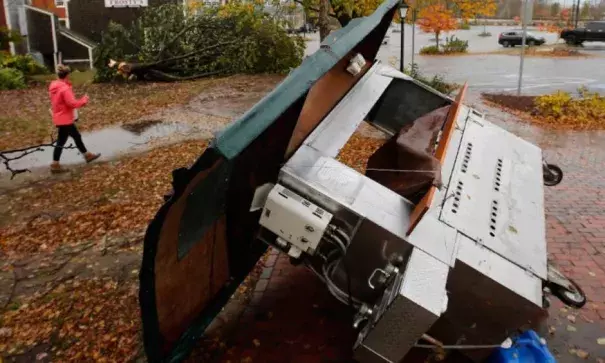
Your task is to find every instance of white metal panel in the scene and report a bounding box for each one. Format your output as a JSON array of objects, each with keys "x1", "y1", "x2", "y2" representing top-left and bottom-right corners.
[
  {"x1": 440, "y1": 120, "x2": 547, "y2": 278},
  {"x1": 455, "y1": 233, "x2": 543, "y2": 307},
  {"x1": 283, "y1": 151, "x2": 458, "y2": 266},
  {"x1": 400, "y1": 247, "x2": 449, "y2": 316},
  {"x1": 304, "y1": 63, "x2": 393, "y2": 157}
]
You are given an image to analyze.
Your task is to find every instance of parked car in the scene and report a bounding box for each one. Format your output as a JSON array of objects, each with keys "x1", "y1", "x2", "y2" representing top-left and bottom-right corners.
[
  {"x1": 498, "y1": 30, "x2": 546, "y2": 47},
  {"x1": 561, "y1": 21, "x2": 605, "y2": 45}
]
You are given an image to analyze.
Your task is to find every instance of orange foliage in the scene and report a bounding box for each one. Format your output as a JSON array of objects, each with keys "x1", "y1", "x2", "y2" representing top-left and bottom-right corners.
[
  {"x1": 454, "y1": 0, "x2": 496, "y2": 20},
  {"x1": 417, "y1": 4, "x2": 457, "y2": 46},
  {"x1": 537, "y1": 8, "x2": 574, "y2": 34}
]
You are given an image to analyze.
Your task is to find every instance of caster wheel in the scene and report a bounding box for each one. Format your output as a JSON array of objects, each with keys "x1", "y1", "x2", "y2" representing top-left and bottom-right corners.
[
  {"x1": 547, "y1": 265, "x2": 587, "y2": 308},
  {"x1": 552, "y1": 277, "x2": 587, "y2": 308},
  {"x1": 544, "y1": 164, "x2": 563, "y2": 186}
]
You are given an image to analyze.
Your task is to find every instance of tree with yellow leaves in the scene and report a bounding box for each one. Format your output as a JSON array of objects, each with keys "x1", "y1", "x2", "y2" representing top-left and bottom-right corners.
[
  {"x1": 417, "y1": 4, "x2": 457, "y2": 47},
  {"x1": 453, "y1": 0, "x2": 497, "y2": 21}
]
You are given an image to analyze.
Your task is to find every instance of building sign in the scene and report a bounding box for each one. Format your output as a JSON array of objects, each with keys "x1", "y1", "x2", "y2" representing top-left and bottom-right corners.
[{"x1": 104, "y1": 0, "x2": 148, "y2": 7}]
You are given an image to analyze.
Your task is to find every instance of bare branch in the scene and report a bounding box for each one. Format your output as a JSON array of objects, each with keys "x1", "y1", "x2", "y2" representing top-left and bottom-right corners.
[{"x1": 1, "y1": 135, "x2": 77, "y2": 180}]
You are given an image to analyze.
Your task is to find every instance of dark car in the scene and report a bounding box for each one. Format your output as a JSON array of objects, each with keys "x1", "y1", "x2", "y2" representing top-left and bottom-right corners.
[
  {"x1": 561, "y1": 21, "x2": 605, "y2": 45},
  {"x1": 498, "y1": 30, "x2": 546, "y2": 47}
]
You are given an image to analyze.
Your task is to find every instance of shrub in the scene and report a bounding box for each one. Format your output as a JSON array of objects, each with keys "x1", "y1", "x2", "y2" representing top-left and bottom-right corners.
[
  {"x1": 534, "y1": 91, "x2": 572, "y2": 118},
  {"x1": 404, "y1": 63, "x2": 460, "y2": 95},
  {"x1": 0, "y1": 68, "x2": 27, "y2": 90},
  {"x1": 420, "y1": 45, "x2": 440, "y2": 54},
  {"x1": 534, "y1": 90, "x2": 605, "y2": 128},
  {"x1": 458, "y1": 21, "x2": 471, "y2": 30},
  {"x1": 420, "y1": 36, "x2": 468, "y2": 55},
  {"x1": 478, "y1": 31, "x2": 492, "y2": 37},
  {"x1": 0, "y1": 53, "x2": 48, "y2": 75},
  {"x1": 0, "y1": 28, "x2": 22, "y2": 49},
  {"x1": 442, "y1": 36, "x2": 469, "y2": 53}
]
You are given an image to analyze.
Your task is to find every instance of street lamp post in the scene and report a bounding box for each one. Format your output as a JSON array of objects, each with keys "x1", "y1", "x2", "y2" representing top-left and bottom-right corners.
[
  {"x1": 411, "y1": 8, "x2": 416, "y2": 68},
  {"x1": 399, "y1": 2, "x2": 409, "y2": 72}
]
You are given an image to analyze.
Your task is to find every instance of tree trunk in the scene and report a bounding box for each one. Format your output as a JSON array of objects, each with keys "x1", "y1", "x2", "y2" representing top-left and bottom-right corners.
[
  {"x1": 435, "y1": 30, "x2": 440, "y2": 48},
  {"x1": 319, "y1": 0, "x2": 330, "y2": 41}
]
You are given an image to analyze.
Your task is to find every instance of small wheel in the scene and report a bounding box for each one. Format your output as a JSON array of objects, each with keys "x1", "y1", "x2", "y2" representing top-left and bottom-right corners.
[
  {"x1": 528, "y1": 40, "x2": 536, "y2": 46},
  {"x1": 551, "y1": 277, "x2": 587, "y2": 308},
  {"x1": 566, "y1": 36, "x2": 576, "y2": 45},
  {"x1": 544, "y1": 164, "x2": 563, "y2": 186},
  {"x1": 502, "y1": 40, "x2": 510, "y2": 47}
]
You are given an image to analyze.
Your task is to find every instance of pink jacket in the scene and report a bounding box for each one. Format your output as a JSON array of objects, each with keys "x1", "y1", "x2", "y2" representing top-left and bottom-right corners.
[{"x1": 49, "y1": 79, "x2": 88, "y2": 126}]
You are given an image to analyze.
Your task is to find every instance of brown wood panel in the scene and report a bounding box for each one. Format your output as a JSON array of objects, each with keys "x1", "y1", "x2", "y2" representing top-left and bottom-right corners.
[
  {"x1": 154, "y1": 160, "x2": 230, "y2": 354},
  {"x1": 407, "y1": 83, "x2": 468, "y2": 236},
  {"x1": 285, "y1": 54, "x2": 372, "y2": 158},
  {"x1": 434, "y1": 83, "x2": 468, "y2": 162}
]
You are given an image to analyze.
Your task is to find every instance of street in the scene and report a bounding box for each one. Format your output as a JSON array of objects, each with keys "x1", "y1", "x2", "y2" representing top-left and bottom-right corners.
[{"x1": 305, "y1": 24, "x2": 605, "y2": 95}]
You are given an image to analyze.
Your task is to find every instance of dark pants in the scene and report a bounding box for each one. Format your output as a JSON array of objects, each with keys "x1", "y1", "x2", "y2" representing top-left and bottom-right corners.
[{"x1": 53, "y1": 124, "x2": 87, "y2": 161}]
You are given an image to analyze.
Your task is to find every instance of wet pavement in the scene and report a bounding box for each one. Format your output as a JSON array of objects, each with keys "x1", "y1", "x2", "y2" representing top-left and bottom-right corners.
[{"x1": 0, "y1": 122, "x2": 203, "y2": 171}]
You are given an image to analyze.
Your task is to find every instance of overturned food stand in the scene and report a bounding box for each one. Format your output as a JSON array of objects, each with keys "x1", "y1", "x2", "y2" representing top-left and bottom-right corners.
[{"x1": 138, "y1": 1, "x2": 586, "y2": 362}]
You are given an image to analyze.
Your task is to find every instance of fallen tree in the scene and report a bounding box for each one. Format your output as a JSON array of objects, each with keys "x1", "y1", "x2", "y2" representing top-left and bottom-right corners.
[{"x1": 94, "y1": 4, "x2": 305, "y2": 82}]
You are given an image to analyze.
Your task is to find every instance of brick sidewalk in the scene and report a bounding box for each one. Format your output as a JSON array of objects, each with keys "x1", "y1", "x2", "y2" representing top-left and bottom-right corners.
[
  {"x1": 217, "y1": 107, "x2": 605, "y2": 362},
  {"x1": 220, "y1": 249, "x2": 358, "y2": 363}
]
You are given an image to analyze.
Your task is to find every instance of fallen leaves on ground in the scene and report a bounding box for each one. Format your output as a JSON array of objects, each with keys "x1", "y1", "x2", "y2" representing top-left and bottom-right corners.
[
  {"x1": 0, "y1": 75, "x2": 277, "y2": 151},
  {"x1": 575, "y1": 349, "x2": 589, "y2": 359},
  {"x1": 0, "y1": 140, "x2": 208, "y2": 256},
  {"x1": 0, "y1": 277, "x2": 140, "y2": 362},
  {"x1": 336, "y1": 133, "x2": 385, "y2": 173}
]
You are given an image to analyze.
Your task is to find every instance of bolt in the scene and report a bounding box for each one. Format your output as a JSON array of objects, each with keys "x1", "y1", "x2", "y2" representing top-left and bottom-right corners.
[
  {"x1": 390, "y1": 254, "x2": 405, "y2": 267},
  {"x1": 305, "y1": 225, "x2": 314, "y2": 232},
  {"x1": 359, "y1": 304, "x2": 373, "y2": 316}
]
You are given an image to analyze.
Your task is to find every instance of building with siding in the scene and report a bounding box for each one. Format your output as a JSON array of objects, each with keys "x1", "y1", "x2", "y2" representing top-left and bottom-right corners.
[
  {"x1": 28, "y1": 0, "x2": 67, "y2": 23},
  {"x1": 67, "y1": 0, "x2": 178, "y2": 43},
  {"x1": 23, "y1": 5, "x2": 95, "y2": 70}
]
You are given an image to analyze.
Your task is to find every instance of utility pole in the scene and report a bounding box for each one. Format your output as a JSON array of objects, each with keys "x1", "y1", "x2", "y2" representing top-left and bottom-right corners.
[{"x1": 517, "y1": 0, "x2": 529, "y2": 96}]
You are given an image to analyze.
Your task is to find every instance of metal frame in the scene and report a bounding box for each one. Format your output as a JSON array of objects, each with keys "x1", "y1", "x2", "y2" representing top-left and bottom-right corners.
[{"x1": 271, "y1": 61, "x2": 550, "y2": 363}]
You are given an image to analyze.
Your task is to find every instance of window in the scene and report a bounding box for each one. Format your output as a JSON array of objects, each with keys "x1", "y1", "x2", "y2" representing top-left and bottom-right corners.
[
  {"x1": 55, "y1": 0, "x2": 65, "y2": 7},
  {"x1": 587, "y1": 22, "x2": 605, "y2": 31},
  {"x1": 59, "y1": 19, "x2": 67, "y2": 28}
]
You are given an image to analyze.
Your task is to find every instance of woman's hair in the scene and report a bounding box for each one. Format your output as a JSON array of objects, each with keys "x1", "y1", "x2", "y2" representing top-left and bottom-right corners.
[{"x1": 56, "y1": 64, "x2": 71, "y2": 79}]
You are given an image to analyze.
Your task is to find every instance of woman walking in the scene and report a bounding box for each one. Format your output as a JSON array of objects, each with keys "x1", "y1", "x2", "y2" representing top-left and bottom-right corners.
[{"x1": 49, "y1": 65, "x2": 100, "y2": 173}]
